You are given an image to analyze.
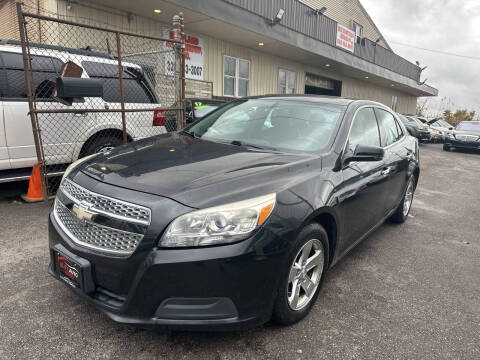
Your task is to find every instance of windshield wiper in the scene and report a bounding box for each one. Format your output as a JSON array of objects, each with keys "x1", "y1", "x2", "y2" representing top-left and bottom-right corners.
[
  {"x1": 181, "y1": 130, "x2": 198, "y2": 138},
  {"x1": 230, "y1": 140, "x2": 277, "y2": 151}
]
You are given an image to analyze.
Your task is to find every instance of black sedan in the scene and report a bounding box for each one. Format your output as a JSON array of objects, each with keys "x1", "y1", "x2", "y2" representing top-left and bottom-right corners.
[
  {"x1": 444, "y1": 121, "x2": 480, "y2": 152},
  {"x1": 397, "y1": 113, "x2": 431, "y2": 142},
  {"x1": 48, "y1": 96, "x2": 419, "y2": 330}
]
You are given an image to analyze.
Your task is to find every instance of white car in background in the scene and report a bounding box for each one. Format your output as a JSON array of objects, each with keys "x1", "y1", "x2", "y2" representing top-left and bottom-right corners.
[
  {"x1": 427, "y1": 118, "x2": 454, "y2": 142},
  {"x1": 0, "y1": 41, "x2": 166, "y2": 182}
]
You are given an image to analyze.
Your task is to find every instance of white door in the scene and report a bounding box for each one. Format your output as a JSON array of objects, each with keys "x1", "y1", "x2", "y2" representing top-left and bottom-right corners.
[
  {"x1": 0, "y1": 101, "x2": 11, "y2": 170},
  {"x1": 3, "y1": 100, "x2": 36, "y2": 169}
]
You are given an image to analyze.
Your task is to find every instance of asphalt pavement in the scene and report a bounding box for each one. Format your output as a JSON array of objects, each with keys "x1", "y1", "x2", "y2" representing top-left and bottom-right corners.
[{"x1": 0, "y1": 143, "x2": 479, "y2": 359}]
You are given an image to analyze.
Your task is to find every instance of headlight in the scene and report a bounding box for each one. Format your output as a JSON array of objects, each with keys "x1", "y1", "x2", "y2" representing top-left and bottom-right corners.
[
  {"x1": 160, "y1": 193, "x2": 276, "y2": 247},
  {"x1": 448, "y1": 133, "x2": 455, "y2": 140},
  {"x1": 61, "y1": 154, "x2": 98, "y2": 182}
]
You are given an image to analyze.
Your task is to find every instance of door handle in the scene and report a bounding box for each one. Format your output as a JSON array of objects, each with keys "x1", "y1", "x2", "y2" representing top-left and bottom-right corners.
[{"x1": 381, "y1": 167, "x2": 392, "y2": 176}]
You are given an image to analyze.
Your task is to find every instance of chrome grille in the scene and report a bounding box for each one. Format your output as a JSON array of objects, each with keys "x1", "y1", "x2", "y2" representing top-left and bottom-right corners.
[
  {"x1": 54, "y1": 200, "x2": 143, "y2": 255},
  {"x1": 60, "y1": 179, "x2": 151, "y2": 224}
]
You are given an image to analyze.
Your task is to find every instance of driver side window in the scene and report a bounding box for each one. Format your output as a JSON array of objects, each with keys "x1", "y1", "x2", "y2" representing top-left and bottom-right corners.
[{"x1": 348, "y1": 107, "x2": 381, "y2": 153}]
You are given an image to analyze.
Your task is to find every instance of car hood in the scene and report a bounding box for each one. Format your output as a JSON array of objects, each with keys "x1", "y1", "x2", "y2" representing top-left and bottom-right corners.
[
  {"x1": 79, "y1": 133, "x2": 319, "y2": 208},
  {"x1": 452, "y1": 130, "x2": 480, "y2": 136}
]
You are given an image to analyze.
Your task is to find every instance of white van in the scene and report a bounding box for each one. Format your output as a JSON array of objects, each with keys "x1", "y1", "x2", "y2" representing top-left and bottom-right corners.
[{"x1": 0, "y1": 41, "x2": 167, "y2": 181}]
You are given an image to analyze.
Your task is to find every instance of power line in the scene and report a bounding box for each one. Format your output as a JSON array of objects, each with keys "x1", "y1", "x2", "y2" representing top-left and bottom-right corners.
[{"x1": 390, "y1": 41, "x2": 480, "y2": 60}]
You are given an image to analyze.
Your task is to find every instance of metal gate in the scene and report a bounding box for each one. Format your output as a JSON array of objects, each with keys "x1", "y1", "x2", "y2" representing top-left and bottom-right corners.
[{"x1": 15, "y1": 2, "x2": 186, "y2": 200}]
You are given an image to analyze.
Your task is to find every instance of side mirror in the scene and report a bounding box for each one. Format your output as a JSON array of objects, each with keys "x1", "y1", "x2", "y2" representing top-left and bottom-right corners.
[{"x1": 344, "y1": 144, "x2": 384, "y2": 164}]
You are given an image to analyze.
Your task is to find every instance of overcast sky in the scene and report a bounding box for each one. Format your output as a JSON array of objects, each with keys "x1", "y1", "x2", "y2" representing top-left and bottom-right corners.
[{"x1": 361, "y1": 0, "x2": 480, "y2": 116}]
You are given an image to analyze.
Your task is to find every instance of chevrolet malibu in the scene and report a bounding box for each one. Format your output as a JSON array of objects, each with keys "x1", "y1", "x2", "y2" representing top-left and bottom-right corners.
[{"x1": 48, "y1": 96, "x2": 419, "y2": 330}]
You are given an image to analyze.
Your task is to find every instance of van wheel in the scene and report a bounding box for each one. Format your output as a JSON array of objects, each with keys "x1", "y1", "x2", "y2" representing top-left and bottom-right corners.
[
  {"x1": 82, "y1": 135, "x2": 123, "y2": 156},
  {"x1": 272, "y1": 223, "x2": 329, "y2": 325}
]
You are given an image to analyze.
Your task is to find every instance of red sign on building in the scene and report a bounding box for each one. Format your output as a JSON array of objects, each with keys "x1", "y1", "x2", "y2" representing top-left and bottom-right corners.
[{"x1": 336, "y1": 24, "x2": 355, "y2": 53}]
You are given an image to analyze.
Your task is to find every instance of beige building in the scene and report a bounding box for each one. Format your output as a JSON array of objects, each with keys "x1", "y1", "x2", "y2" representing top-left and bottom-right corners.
[{"x1": 0, "y1": 0, "x2": 437, "y2": 114}]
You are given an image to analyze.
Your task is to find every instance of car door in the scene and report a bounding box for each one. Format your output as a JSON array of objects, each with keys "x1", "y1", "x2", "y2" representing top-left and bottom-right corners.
[
  {"x1": 0, "y1": 50, "x2": 35, "y2": 169},
  {"x1": 0, "y1": 55, "x2": 10, "y2": 169},
  {"x1": 0, "y1": 101, "x2": 10, "y2": 170},
  {"x1": 375, "y1": 108, "x2": 410, "y2": 214},
  {"x1": 336, "y1": 107, "x2": 390, "y2": 254},
  {"x1": 2, "y1": 51, "x2": 67, "y2": 168}
]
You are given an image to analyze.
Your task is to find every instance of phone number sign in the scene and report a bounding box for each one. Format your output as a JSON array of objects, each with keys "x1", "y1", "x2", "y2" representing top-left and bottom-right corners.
[
  {"x1": 336, "y1": 23, "x2": 355, "y2": 53},
  {"x1": 164, "y1": 29, "x2": 204, "y2": 80}
]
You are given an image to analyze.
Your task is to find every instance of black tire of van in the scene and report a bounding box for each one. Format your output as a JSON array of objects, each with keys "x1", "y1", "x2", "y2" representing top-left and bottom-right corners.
[{"x1": 82, "y1": 135, "x2": 123, "y2": 156}]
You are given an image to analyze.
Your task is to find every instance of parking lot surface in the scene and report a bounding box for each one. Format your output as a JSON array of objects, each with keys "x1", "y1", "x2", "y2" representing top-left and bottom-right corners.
[{"x1": 1, "y1": 143, "x2": 479, "y2": 359}]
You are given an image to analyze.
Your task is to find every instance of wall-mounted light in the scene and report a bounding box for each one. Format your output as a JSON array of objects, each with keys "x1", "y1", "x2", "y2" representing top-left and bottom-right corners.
[
  {"x1": 270, "y1": 8, "x2": 285, "y2": 25},
  {"x1": 364, "y1": 76, "x2": 369, "y2": 79},
  {"x1": 313, "y1": 7, "x2": 327, "y2": 15},
  {"x1": 258, "y1": 42, "x2": 264, "y2": 46},
  {"x1": 325, "y1": 63, "x2": 331, "y2": 67},
  {"x1": 154, "y1": 9, "x2": 162, "y2": 13}
]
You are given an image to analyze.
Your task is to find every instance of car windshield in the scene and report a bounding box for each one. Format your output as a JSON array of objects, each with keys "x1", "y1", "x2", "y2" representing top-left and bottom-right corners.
[
  {"x1": 438, "y1": 120, "x2": 452, "y2": 127},
  {"x1": 194, "y1": 103, "x2": 222, "y2": 119},
  {"x1": 184, "y1": 99, "x2": 345, "y2": 152},
  {"x1": 406, "y1": 116, "x2": 423, "y2": 126},
  {"x1": 397, "y1": 114, "x2": 411, "y2": 124},
  {"x1": 456, "y1": 122, "x2": 480, "y2": 132}
]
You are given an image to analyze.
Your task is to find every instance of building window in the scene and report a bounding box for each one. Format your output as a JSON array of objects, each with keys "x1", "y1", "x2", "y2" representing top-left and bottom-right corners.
[
  {"x1": 223, "y1": 55, "x2": 249, "y2": 97},
  {"x1": 352, "y1": 21, "x2": 363, "y2": 44},
  {"x1": 278, "y1": 69, "x2": 296, "y2": 94}
]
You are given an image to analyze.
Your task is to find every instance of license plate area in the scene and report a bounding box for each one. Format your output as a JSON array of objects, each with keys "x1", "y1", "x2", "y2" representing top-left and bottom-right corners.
[
  {"x1": 56, "y1": 251, "x2": 83, "y2": 289},
  {"x1": 51, "y1": 244, "x2": 95, "y2": 293}
]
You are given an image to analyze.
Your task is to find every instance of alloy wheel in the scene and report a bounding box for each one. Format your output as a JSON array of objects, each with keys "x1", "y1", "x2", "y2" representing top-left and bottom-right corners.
[
  {"x1": 287, "y1": 239, "x2": 324, "y2": 311},
  {"x1": 97, "y1": 145, "x2": 116, "y2": 153},
  {"x1": 403, "y1": 178, "x2": 415, "y2": 216}
]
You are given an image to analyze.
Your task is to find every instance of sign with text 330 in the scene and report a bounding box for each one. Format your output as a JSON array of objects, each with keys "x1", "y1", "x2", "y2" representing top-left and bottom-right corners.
[
  {"x1": 164, "y1": 29, "x2": 204, "y2": 80},
  {"x1": 336, "y1": 24, "x2": 355, "y2": 53}
]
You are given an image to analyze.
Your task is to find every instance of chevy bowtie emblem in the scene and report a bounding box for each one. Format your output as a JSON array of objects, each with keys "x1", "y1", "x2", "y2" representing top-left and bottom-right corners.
[{"x1": 72, "y1": 201, "x2": 96, "y2": 223}]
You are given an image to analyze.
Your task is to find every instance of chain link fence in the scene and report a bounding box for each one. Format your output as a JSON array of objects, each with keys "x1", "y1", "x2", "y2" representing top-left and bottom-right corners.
[{"x1": 14, "y1": 3, "x2": 186, "y2": 199}]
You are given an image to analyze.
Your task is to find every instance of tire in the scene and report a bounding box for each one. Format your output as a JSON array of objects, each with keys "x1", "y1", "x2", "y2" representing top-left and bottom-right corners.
[
  {"x1": 443, "y1": 144, "x2": 450, "y2": 151},
  {"x1": 82, "y1": 135, "x2": 123, "y2": 156},
  {"x1": 272, "y1": 223, "x2": 329, "y2": 325},
  {"x1": 389, "y1": 175, "x2": 416, "y2": 224}
]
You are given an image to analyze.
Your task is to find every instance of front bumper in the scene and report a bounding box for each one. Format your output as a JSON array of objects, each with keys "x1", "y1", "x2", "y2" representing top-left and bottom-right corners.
[
  {"x1": 445, "y1": 139, "x2": 480, "y2": 150},
  {"x1": 48, "y1": 213, "x2": 284, "y2": 331},
  {"x1": 416, "y1": 130, "x2": 431, "y2": 141}
]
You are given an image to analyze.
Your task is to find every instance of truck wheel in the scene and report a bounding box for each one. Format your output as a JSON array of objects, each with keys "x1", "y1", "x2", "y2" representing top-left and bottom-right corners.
[{"x1": 82, "y1": 135, "x2": 123, "y2": 156}]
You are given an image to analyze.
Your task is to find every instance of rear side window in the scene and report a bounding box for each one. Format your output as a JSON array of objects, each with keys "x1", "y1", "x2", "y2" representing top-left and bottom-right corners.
[
  {"x1": 82, "y1": 61, "x2": 155, "y2": 103},
  {"x1": 0, "y1": 51, "x2": 63, "y2": 100},
  {"x1": 376, "y1": 108, "x2": 403, "y2": 146},
  {"x1": 347, "y1": 107, "x2": 381, "y2": 153}
]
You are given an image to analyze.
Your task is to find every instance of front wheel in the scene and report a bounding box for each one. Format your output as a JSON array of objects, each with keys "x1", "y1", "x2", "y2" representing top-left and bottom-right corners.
[
  {"x1": 272, "y1": 223, "x2": 329, "y2": 325},
  {"x1": 443, "y1": 144, "x2": 451, "y2": 151},
  {"x1": 389, "y1": 175, "x2": 416, "y2": 224}
]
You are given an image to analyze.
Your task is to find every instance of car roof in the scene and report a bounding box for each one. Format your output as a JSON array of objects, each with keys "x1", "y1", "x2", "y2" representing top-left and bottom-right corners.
[
  {"x1": 229, "y1": 94, "x2": 384, "y2": 107},
  {"x1": 0, "y1": 43, "x2": 141, "y2": 69}
]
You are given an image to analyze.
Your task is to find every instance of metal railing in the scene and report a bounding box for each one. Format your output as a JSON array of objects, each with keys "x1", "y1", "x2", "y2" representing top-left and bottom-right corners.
[{"x1": 224, "y1": 0, "x2": 421, "y2": 82}]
